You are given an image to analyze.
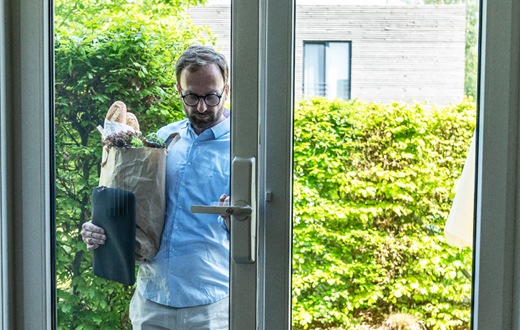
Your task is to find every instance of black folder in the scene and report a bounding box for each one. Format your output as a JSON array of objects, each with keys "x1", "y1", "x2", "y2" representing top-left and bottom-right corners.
[{"x1": 91, "y1": 186, "x2": 136, "y2": 285}]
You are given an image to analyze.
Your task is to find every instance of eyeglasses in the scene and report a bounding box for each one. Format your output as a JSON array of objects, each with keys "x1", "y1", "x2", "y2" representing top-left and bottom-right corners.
[{"x1": 180, "y1": 86, "x2": 226, "y2": 107}]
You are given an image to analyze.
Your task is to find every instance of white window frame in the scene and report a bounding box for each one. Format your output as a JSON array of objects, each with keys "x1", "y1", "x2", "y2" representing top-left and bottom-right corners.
[{"x1": 2, "y1": 0, "x2": 520, "y2": 328}]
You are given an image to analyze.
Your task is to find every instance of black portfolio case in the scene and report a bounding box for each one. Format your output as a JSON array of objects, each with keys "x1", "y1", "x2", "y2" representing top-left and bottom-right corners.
[{"x1": 91, "y1": 186, "x2": 136, "y2": 285}]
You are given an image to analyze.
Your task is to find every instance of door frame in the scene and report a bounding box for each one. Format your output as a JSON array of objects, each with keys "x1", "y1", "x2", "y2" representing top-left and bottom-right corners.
[
  {"x1": 472, "y1": 0, "x2": 520, "y2": 328},
  {"x1": 2, "y1": 0, "x2": 54, "y2": 328},
  {"x1": 3, "y1": 0, "x2": 520, "y2": 328}
]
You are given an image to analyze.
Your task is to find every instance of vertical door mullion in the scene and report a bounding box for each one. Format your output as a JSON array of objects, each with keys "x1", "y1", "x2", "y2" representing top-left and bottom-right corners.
[
  {"x1": 230, "y1": 1, "x2": 261, "y2": 329},
  {"x1": 231, "y1": 0, "x2": 294, "y2": 329}
]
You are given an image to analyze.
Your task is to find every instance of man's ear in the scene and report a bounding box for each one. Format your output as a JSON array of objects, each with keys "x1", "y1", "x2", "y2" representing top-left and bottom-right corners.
[
  {"x1": 225, "y1": 84, "x2": 230, "y2": 98},
  {"x1": 176, "y1": 83, "x2": 182, "y2": 95}
]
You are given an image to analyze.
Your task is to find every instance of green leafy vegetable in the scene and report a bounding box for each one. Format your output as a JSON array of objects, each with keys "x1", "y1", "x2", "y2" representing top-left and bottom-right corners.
[
  {"x1": 143, "y1": 133, "x2": 166, "y2": 148},
  {"x1": 131, "y1": 135, "x2": 144, "y2": 147}
]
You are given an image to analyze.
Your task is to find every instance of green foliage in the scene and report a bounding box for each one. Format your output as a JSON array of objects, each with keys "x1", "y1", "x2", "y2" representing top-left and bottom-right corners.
[
  {"x1": 292, "y1": 98, "x2": 475, "y2": 329},
  {"x1": 54, "y1": 0, "x2": 210, "y2": 328}
]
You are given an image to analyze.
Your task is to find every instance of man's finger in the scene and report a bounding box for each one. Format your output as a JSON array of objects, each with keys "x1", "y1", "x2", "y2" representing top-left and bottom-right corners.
[
  {"x1": 82, "y1": 221, "x2": 105, "y2": 234},
  {"x1": 95, "y1": 232, "x2": 106, "y2": 240}
]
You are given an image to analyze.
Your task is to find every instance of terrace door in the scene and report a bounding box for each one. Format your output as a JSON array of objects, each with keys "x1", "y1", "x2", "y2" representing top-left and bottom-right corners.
[
  {"x1": 5, "y1": 0, "x2": 520, "y2": 329},
  {"x1": 226, "y1": 0, "x2": 520, "y2": 329}
]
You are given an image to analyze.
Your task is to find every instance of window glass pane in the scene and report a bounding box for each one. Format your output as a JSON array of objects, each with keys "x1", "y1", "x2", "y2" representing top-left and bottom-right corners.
[
  {"x1": 303, "y1": 43, "x2": 326, "y2": 97},
  {"x1": 325, "y1": 42, "x2": 351, "y2": 99},
  {"x1": 54, "y1": 0, "x2": 231, "y2": 328},
  {"x1": 293, "y1": 0, "x2": 477, "y2": 329}
]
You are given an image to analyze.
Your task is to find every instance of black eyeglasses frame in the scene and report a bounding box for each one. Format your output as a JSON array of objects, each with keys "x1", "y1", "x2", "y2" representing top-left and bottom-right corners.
[{"x1": 179, "y1": 86, "x2": 226, "y2": 107}]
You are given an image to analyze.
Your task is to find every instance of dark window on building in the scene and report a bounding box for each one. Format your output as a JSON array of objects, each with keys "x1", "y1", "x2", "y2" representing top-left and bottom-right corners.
[{"x1": 303, "y1": 41, "x2": 351, "y2": 100}]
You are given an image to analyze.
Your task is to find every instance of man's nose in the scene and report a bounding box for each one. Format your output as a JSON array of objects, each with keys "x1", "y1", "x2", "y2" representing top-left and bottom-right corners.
[{"x1": 196, "y1": 99, "x2": 207, "y2": 112}]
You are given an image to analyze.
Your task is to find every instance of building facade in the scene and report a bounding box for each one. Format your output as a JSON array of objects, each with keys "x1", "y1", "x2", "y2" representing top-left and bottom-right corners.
[{"x1": 189, "y1": 3, "x2": 466, "y2": 105}]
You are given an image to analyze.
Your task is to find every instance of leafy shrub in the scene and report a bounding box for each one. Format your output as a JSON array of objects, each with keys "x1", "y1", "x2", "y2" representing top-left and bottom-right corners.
[{"x1": 292, "y1": 98, "x2": 475, "y2": 329}]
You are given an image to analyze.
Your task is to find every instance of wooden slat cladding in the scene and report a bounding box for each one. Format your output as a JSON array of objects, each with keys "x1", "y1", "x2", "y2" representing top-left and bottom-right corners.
[{"x1": 189, "y1": 3, "x2": 466, "y2": 106}]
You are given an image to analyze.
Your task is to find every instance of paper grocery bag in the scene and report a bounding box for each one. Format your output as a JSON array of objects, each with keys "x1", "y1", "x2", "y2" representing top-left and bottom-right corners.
[{"x1": 99, "y1": 146, "x2": 166, "y2": 262}]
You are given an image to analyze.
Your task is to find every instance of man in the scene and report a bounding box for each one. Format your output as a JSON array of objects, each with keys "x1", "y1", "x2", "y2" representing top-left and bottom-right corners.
[{"x1": 81, "y1": 44, "x2": 231, "y2": 329}]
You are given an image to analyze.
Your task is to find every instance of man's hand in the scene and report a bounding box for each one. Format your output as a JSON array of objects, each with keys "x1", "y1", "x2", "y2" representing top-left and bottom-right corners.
[
  {"x1": 219, "y1": 193, "x2": 231, "y2": 231},
  {"x1": 81, "y1": 221, "x2": 106, "y2": 251}
]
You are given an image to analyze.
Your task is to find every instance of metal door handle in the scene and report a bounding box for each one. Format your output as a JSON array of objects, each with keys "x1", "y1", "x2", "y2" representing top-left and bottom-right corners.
[
  {"x1": 191, "y1": 201, "x2": 252, "y2": 221},
  {"x1": 191, "y1": 156, "x2": 257, "y2": 264}
]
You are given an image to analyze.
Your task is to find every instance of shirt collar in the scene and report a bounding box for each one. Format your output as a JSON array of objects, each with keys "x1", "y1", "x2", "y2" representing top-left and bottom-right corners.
[{"x1": 209, "y1": 115, "x2": 230, "y2": 139}]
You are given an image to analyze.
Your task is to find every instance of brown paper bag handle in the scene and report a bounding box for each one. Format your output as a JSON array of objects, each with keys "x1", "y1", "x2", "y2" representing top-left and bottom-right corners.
[
  {"x1": 166, "y1": 132, "x2": 181, "y2": 153},
  {"x1": 101, "y1": 146, "x2": 110, "y2": 167}
]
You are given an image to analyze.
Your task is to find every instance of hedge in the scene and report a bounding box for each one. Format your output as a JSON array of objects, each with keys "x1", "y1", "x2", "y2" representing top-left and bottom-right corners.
[{"x1": 292, "y1": 97, "x2": 475, "y2": 329}]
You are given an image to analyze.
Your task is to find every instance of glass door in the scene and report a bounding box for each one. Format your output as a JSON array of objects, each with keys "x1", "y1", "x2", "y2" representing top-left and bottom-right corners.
[
  {"x1": 228, "y1": 0, "x2": 515, "y2": 329},
  {"x1": 5, "y1": 0, "x2": 520, "y2": 329}
]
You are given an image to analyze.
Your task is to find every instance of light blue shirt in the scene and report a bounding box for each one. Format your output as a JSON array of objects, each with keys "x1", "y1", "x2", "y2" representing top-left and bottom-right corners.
[{"x1": 136, "y1": 117, "x2": 230, "y2": 307}]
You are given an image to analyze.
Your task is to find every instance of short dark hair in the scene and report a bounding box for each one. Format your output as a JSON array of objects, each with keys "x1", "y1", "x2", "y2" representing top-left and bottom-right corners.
[{"x1": 175, "y1": 45, "x2": 229, "y2": 84}]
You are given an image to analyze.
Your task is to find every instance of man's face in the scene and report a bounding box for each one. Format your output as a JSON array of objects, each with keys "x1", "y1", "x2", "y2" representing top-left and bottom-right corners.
[{"x1": 177, "y1": 63, "x2": 229, "y2": 134}]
